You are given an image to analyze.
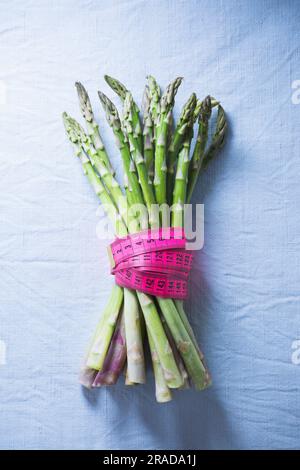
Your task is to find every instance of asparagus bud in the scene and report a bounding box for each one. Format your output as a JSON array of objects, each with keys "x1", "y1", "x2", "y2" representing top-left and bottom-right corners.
[
  {"x1": 186, "y1": 96, "x2": 212, "y2": 201},
  {"x1": 104, "y1": 76, "x2": 143, "y2": 151},
  {"x1": 177, "y1": 92, "x2": 197, "y2": 133},
  {"x1": 104, "y1": 74, "x2": 128, "y2": 101},
  {"x1": 147, "y1": 75, "x2": 161, "y2": 126},
  {"x1": 75, "y1": 82, "x2": 113, "y2": 173},
  {"x1": 98, "y1": 91, "x2": 122, "y2": 131},
  {"x1": 142, "y1": 85, "x2": 155, "y2": 183},
  {"x1": 75, "y1": 82, "x2": 94, "y2": 123},
  {"x1": 123, "y1": 91, "x2": 157, "y2": 223},
  {"x1": 160, "y1": 77, "x2": 183, "y2": 115},
  {"x1": 98, "y1": 91, "x2": 144, "y2": 207},
  {"x1": 154, "y1": 77, "x2": 183, "y2": 205},
  {"x1": 201, "y1": 104, "x2": 227, "y2": 169}
]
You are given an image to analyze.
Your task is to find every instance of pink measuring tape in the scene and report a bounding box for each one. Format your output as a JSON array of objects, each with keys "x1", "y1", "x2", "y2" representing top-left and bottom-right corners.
[{"x1": 107, "y1": 228, "x2": 193, "y2": 299}]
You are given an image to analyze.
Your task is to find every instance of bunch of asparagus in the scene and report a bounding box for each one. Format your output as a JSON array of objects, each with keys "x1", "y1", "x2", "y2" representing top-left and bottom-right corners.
[{"x1": 63, "y1": 75, "x2": 227, "y2": 402}]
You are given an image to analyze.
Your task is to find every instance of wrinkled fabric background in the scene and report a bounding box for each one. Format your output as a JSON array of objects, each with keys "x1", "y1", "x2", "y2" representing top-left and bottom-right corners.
[{"x1": 0, "y1": 0, "x2": 300, "y2": 450}]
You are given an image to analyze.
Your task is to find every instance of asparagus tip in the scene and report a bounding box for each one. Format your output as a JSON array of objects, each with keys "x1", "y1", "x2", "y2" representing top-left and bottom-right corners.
[
  {"x1": 210, "y1": 96, "x2": 220, "y2": 107},
  {"x1": 98, "y1": 90, "x2": 121, "y2": 131},
  {"x1": 201, "y1": 104, "x2": 227, "y2": 169},
  {"x1": 98, "y1": 90, "x2": 113, "y2": 112},
  {"x1": 104, "y1": 74, "x2": 127, "y2": 101},
  {"x1": 62, "y1": 111, "x2": 71, "y2": 130},
  {"x1": 75, "y1": 81, "x2": 87, "y2": 99}
]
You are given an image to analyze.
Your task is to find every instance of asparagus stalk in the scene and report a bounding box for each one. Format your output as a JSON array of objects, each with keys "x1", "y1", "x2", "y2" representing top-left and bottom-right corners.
[
  {"x1": 187, "y1": 103, "x2": 227, "y2": 203},
  {"x1": 171, "y1": 131, "x2": 192, "y2": 227},
  {"x1": 123, "y1": 92, "x2": 156, "y2": 213},
  {"x1": 79, "y1": 366, "x2": 97, "y2": 389},
  {"x1": 125, "y1": 368, "x2": 135, "y2": 385},
  {"x1": 157, "y1": 297, "x2": 208, "y2": 389},
  {"x1": 123, "y1": 288, "x2": 146, "y2": 384},
  {"x1": 154, "y1": 77, "x2": 182, "y2": 205},
  {"x1": 147, "y1": 75, "x2": 161, "y2": 129},
  {"x1": 93, "y1": 308, "x2": 127, "y2": 386},
  {"x1": 174, "y1": 299, "x2": 211, "y2": 386},
  {"x1": 75, "y1": 82, "x2": 113, "y2": 173},
  {"x1": 142, "y1": 85, "x2": 155, "y2": 184},
  {"x1": 98, "y1": 91, "x2": 144, "y2": 208},
  {"x1": 147, "y1": 328, "x2": 172, "y2": 402},
  {"x1": 186, "y1": 96, "x2": 212, "y2": 202},
  {"x1": 78, "y1": 287, "x2": 124, "y2": 387},
  {"x1": 174, "y1": 299, "x2": 204, "y2": 359},
  {"x1": 137, "y1": 292, "x2": 182, "y2": 388},
  {"x1": 104, "y1": 75, "x2": 143, "y2": 153},
  {"x1": 85, "y1": 283, "x2": 124, "y2": 371},
  {"x1": 160, "y1": 315, "x2": 189, "y2": 389},
  {"x1": 167, "y1": 93, "x2": 197, "y2": 205},
  {"x1": 201, "y1": 105, "x2": 227, "y2": 170}
]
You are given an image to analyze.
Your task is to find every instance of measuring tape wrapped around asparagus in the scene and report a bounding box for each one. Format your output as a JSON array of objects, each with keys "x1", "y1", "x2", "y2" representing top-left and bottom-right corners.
[
  {"x1": 63, "y1": 75, "x2": 227, "y2": 402},
  {"x1": 108, "y1": 227, "x2": 193, "y2": 299}
]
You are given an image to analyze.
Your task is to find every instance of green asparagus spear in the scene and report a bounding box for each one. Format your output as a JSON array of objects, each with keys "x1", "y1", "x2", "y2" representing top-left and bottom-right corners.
[
  {"x1": 147, "y1": 75, "x2": 161, "y2": 128},
  {"x1": 154, "y1": 77, "x2": 182, "y2": 205},
  {"x1": 186, "y1": 96, "x2": 212, "y2": 202},
  {"x1": 187, "y1": 103, "x2": 227, "y2": 202},
  {"x1": 104, "y1": 75, "x2": 143, "y2": 152},
  {"x1": 167, "y1": 93, "x2": 197, "y2": 205},
  {"x1": 142, "y1": 85, "x2": 155, "y2": 184},
  {"x1": 123, "y1": 92, "x2": 156, "y2": 214},
  {"x1": 201, "y1": 104, "x2": 227, "y2": 170},
  {"x1": 98, "y1": 91, "x2": 144, "y2": 208},
  {"x1": 75, "y1": 82, "x2": 113, "y2": 173}
]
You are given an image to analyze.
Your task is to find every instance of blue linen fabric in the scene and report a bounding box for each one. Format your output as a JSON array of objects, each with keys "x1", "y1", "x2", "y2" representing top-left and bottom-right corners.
[{"x1": 0, "y1": 0, "x2": 300, "y2": 450}]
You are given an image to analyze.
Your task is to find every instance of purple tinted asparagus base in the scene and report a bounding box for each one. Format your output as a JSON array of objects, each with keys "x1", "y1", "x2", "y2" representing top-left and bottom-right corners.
[
  {"x1": 93, "y1": 310, "x2": 126, "y2": 386},
  {"x1": 79, "y1": 367, "x2": 98, "y2": 389}
]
